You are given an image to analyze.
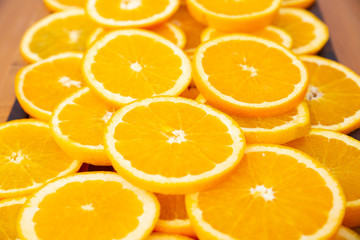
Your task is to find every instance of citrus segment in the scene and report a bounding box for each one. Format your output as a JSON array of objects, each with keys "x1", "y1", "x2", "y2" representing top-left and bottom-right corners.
[
  {"x1": 15, "y1": 53, "x2": 84, "y2": 121},
  {"x1": 301, "y1": 55, "x2": 360, "y2": 133},
  {"x1": 44, "y1": 0, "x2": 86, "y2": 11},
  {"x1": 335, "y1": 226, "x2": 360, "y2": 240},
  {"x1": 282, "y1": 0, "x2": 316, "y2": 8},
  {"x1": 150, "y1": 23, "x2": 187, "y2": 49},
  {"x1": 186, "y1": 144, "x2": 345, "y2": 240},
  {"x1": 19, "y1": 172, "x2": 159, "y2": 240},
  {"x1": 187, "y1": 0, "x2": 282, "y2": 32},
  {"x1": 193, "y1": 34, "x2": 308, "y2": 117},
  {"x1": 273, "y1": 8, "x2": 329, "y2": 55},
  {"x1": 286, "y1": 129, "x2": 360, "y2": 228},
  {"x1": 0, "y1": 197, "x2": 27, "y2": 240},
  {"x1": 21, "y1": 10, "x2": 100, "y2": 62},
  {"x1": 104, "y1": 97, "x2": 246, "y2": 194},
  {"x1": 147, "y1": 233, "x2": 194, "y2": 240},
  {"x1": 51, "y1": 88, "x2": 116, "y2": 166},
  {"x1": 0, "y1": 120, "x2": 81, "y2": 198},
  {"x1": 83, "y1": 29, "x2": 192, "y2": 107}
]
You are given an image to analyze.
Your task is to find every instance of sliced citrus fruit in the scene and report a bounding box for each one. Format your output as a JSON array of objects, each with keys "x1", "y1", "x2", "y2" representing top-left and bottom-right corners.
[
  {"x1": 187, "y1": 0, "x2": 282, "y2": 32},
  {"x1": 186, "y1": 144, "x2": 345, "y2": 240},
  {"x1": 83, "y1": 29, "x2": 192, "y2": 107},
  {"x1": 19, "y1": 172, "x2": 159, "y2": 240},
  {"x1": 147, "y1": 233, "x2": 194, "y2": 240},
  {"x1": 51, "y1": 87, "x2": 116, "y2": 166},
  {"x1": 155, "y1": 194, "x2": 196, "y2": 237},
  {"x1": 201, "y1": 26, "x2": 293, "y2": 48},
  {"x1": 282, "y1": 0, "x2": 316, "y2": 8},
  {"x1": 286, "y1": 129, "x2": 360, "y2": 228},
  {"x1": 44, "y1": 0, "x2": 86, "y2": 11},
  {"x1": 273, "y1": 8, "x2": 329, "y2": 55},
  {"x1": 193, "y1": 34, "x2": 308, "y2": 117},
  {"x1": 301, "y1": 55, "x2": 360, "y2": 133},
  {"x1": 86, "y1": 0, "x2": 179, "y2": 28},
  {"x1": 170, "y1": 4, "x2": 206, "y2": 55},
  {"x1": 104, "y1": 96, "x2": 246, "y2": 194},
  {"x1": 0, "y1": 119, "x2": 81, "y2": 198},
  {"x1": 87, "y1": 28, "x2": 106, "y2": 47},
  {"x1": 335, "y1": 226, "x2": 360, "y2": 240},
  {"x1": 0, "y1": 197, "x2": 27, "y2": 240},
  {"x1": 180, "y1": 87, "x2": 199, "y2": 100},
  {"x1": 20, "y1": 9, "x2": 100, "y2": 63},
  {"x1": 15, "y1": 53, "x2": 84, "y2": 121}
]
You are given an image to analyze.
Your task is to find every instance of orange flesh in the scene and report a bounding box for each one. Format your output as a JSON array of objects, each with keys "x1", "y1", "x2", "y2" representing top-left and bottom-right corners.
[
  {"x1": 198, "y1": 150, "x2": 334, "y2": 239},
  {"x1": 29, "y1": 15, "x2": 98, "y2": 59},
  {"x1": 33, "y1": 180, "x2": 143, "y2": 240},
  {"x1": 202, "y1": 40, "x2": 300, "y2": 103},
  {"x1": 22, "y1": 56, "x2": 83, "y2": 112},
  {"x1": 56, "y1": 0, "x2": 86, "y2": 7},
  {"x1": 0, "y1": 200, "x2": 24, "y2": 239},
  {"x1": 151, "y1": 24, "x2": 180, "y2": 46},
  {"x1": 91, "y1": 34, "x2": 183, "y2": 98},
  {"x1": 113, "y1": 101, "x2": 234, "y2": 177},
  {"x1": 303, "y1": 60, "x2": 360, "y2": 127},
  {"x1": 156, "y1": 194, "x2": 188, "y2": 220}
]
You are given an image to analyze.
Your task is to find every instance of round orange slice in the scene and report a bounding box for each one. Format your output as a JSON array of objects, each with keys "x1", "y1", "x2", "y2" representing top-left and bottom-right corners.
[
  {"x1": 44, "y1": 0, "x2": 86, "y2": 11},
  {"x1": 201, "y1": 26, "x2": 293, "y2": 48},
  {"x1": 86, "y1": 0, "x2": 179, "y2": 28},
  {"x1": 155, "y1": 194, "x2": 196, "y2": 237},
  {"x1": 15, "y1": 53, "x2": 84, "y2": 121},
  {"x1": 282, "y1": 0, "x2": 316, "y2": 8},
  {"x1": 20, "y1": 9, "x2": 100, "y2": 63},
  {"x1": 335, "y1": 226, "x2": 360, "y2": 240},
  {"x1": 104, "y1": 97, "x2": 246, "y2": 194},
  {"x1": 19, "y1": 172, "x2": 160, "y2": 240},
  {"x1": 51, "y1": 87, "x2": 116, "y2": 166},
  {"x1": 187, "y1": 0, "x2": 282, "y2": 32},
  {"x1": 147, "y1": 233, "x2": 194, "y2": 240},
  {"x1": 192, "y1": 34, "x2": 308, "y2": 117},
  {"x1": 286, "y1": 129, "x2": 360, "y2": 228},
  {"x1": 273, "y1": 8, "x2": 329, "y2": 55},
  {"x1": 83, "y1": 29, "x2": 192, "y2": 107},
  {"x1": 0, "y1": 197, "x2": 27, "y2": 240},
  {"x1": 186, "y1": 144, "x2": 345, "y2": 240},
  {"x1": 301, "y1": 55, "x2": 360, "y2": 134},
  {"x1": 0, "y1": 119, "x2": 81, "y2": 199}
]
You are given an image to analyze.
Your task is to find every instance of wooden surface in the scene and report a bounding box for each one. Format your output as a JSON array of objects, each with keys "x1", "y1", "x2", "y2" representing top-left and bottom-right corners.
[{"x1": 1, "y1": 0, "x2": 360, "y2": 122}]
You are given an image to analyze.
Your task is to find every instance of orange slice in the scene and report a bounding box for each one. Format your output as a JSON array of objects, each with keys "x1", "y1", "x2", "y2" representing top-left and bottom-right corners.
[
  {"x1": 83, "y1": 29, "x2": 192, "y2": 107},
  {"x1": 44, "y1": 0, "x2": 86, "y2": 11},
  {"x1": 15, "y1": 53, "x2": 84, "y2": 121},
  {"x1": 186, "y1": 144, "x2": 345, "y2": 240},
  {"x1": 187, "y1": 0, "x2": 282, "y2": 32},
  {"x1": 335, "y1": 226, "x2": 360, "y2": 240},
  {"x1": 0, "y1": 119, "x2": 81, "y2": 198},
  {"x1": 51, "y1": 88, "x2": 116, "y2": 166},
  {"x1": 273, "y1": 8, "x2": 329, "y2": 55},
  {"x1": 286, "y1": 129, "x2": 360, "y2": 228},
  {"x1": 155, "y1": 194, "x2": 196, "y2": 237},
  {"x1": 104, "y1": 97, "x2": 246, "y2": 194},
  {"x1": 87, "y1": 28, "x2": 106, "y2": 47},
  {"x1": 19, "y1": 172, "x2": 159, "y2": 240},
  {"x1": 301, "y1": 55, "x2": 360, "y2": 134},
  {"x1": 147, "y1": 233, "x2": 194, "y2": 240},
  {"x1": 201, "y1": 26, "x2": 293, "y2": 48},
  {"x1": 192, "y1": 34, "x2": 308, "y2": 117},
  {"x1": 282, "y1": 0, "x2": 316, "y2": 8},
  {"x1": 170, "y1": 5, "x2": 206, "y2": 55},
  {"x1": 20, "y1": 9, "x2": 100, "y2": 63},
  {"x1": 86, "y1": 0, "x2": 179, "y2": 28},
  {"x1": 0, "y1": 197, "x2": 27, "y2": 240}
]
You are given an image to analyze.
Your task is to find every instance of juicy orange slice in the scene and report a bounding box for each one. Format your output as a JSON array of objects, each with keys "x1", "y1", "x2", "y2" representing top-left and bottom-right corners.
[
  {"x1": 104, "y1": 97, "x2": 246, "y2": 194},
  {"x1": 51, "y1": 88, "x2": 116, "y2": 166},
  {"x1": 301, "y1": 55, "x2": 360, "y2": 133},
  {"x1": 83, "y1": 29, "x2": 192, "y2": 107},
  {"x1": 86, "y1": 0, "x2": 179, "y2": 28},
  {"x1": 193, "y1": 34, "x2": 308, "y2": 117},
  {"x1": 335, "y1": 226, "x2": 360, "y2": 240},
  {"x1": 15, "y1": 53, "x2": 84, "y2": 121},
  {"x1": 186, "y1": 144, "x2": 345, "y2": 240},
  {"x1": 155, "y1": 194, "x2": 196, "y2": 237},
  {"x1": 282, "y1": 0, "x2": 316, "y2": 8},
  {"x1": 0, "y1": 119, "x2": 81, "y2": 198},
  {"x1": 286, "y1": 129, "x2": 360, "y2": 228},
  {"x1": 0, "y1": 197, "x2": 27, "y2": 240},
  {"x1": 187, "y1": 0, "x2": 282, "y2": 32},
  {"x1": 273, "y1": 8, "x2": 329, "y2": 55},
  {"x1": 147, "y1": 233, "x2": 194, "y2": 240},
  {"x1": 44, "y1": 0, "x2": 86, "y2": 11},
  {"x1": 19, "y1": 172, "x2": 159, "y2": 240},
  {"x1": 201, "y1": 26, "x2": 293, "y2": 48},
  {"x1": 20, "y1": 9, "x2": 100, "y2": 63}
]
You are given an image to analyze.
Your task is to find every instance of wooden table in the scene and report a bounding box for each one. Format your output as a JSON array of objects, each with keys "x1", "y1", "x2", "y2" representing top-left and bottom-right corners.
[{"x1": 1, "y1": 0, "x2": 360, "y2": 122}]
